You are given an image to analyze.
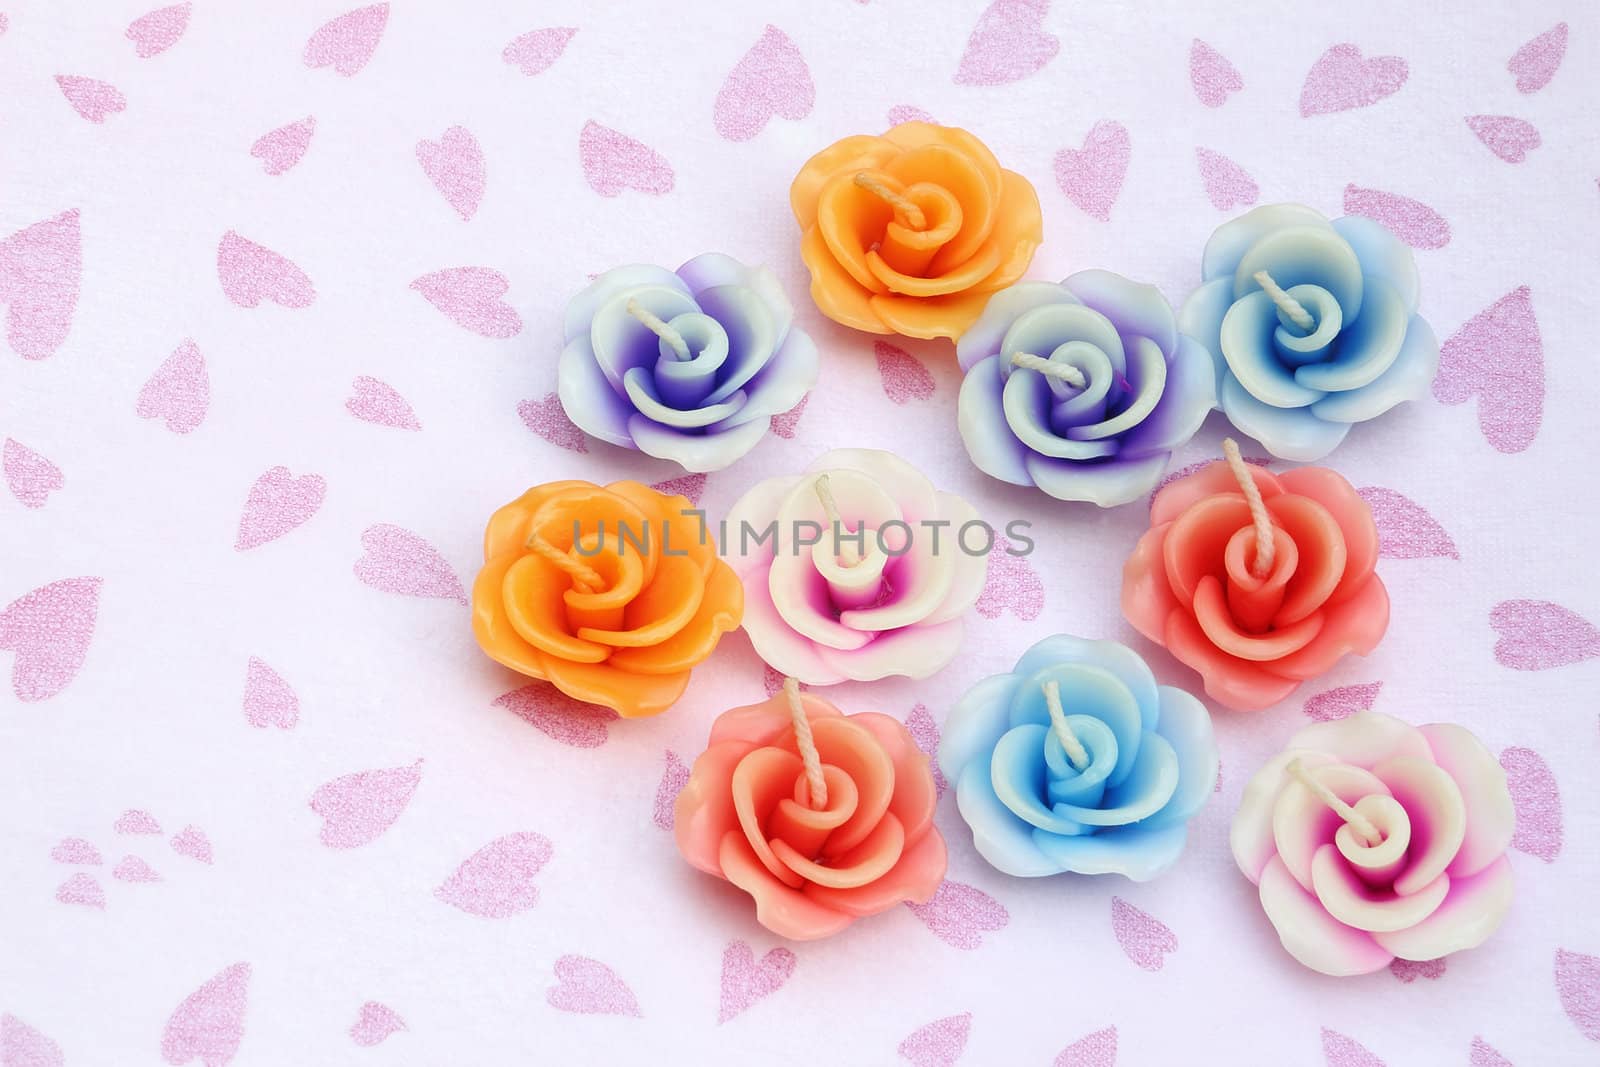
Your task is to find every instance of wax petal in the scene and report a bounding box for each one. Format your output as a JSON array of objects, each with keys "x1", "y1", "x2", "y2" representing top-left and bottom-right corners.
[
  {"x1": 956, "y1": 282, "x2": 1082, "y2": 372},
  {"x1": 959, "y1": 356, "x2": 1033, "y2": 485},
  {"x1": 1161, "y1": 493, "x2": 1253, "y2": 606},
  {"x1": 557, "y1": 336, "x2": 634, "y2": 447},
  {"x1": 1373, "y1": 756, "x2": 1466, "y2": 896},
  {"x1": 1232, "y1": 223, "x2": 1365, "y2": 322},
  {"x1": 709, "y1": 690, "x2": 841, "y2": 748},
  {"x1": 817, "y1": 172, "x2": 894, "y2": 294},
  {"x1": 774, "y1": 812, "x2": 905, "y2": 889},
  {"x1": 1285, "y1": 711, "x2": 1433, "y2": 770},
  {"x1": 607, "y1": 478, "x2": 716, "y2": 578},
  {"x1": 1257, "y1": 856, "x2": 1394, "y2": 976},
  {"x1": 1164, "y1": 609, "x2": 1303, "y2": 711},
  {"x1": 808, "y1": 448, "x2": 940, "y2": 523},
  {"x1": 1004, "y1": 370, "x2": 1119, "y2": 460},
  {"x1": 1121, "y1": 525, "x2": 1179, "y2": 643},
  {"x1": 791, "y1": 134, "x2": 899, "y2": 230},
  {"x1": 1311, "y1": 843, "x2": 1449, "y2": 932},
  {"x1": 471, "y1": 554, "x2": 546, "y2": 678},
  {"x1": 919, "y1": 490, "x2": 989, "y2": 625},
  {"x1": 563, "y1": 265, "x2": 691, "y2": 342},
  {"x1": 1119, "y1": 334, "x2": 1217, "y2": 458},
  {"x1": 848, "y1": 711, "x2": 939, "y2": 843},
  {"x1": 1011, "y1": 633, "x2": 1162, "y2": 733},
  {"x1": 1194, "y1": 575, "x2": 1324, "y2": 660},
  {"x1": 1418, "y1": 723, "x2": 1515, "y2": 878},
  {"x1": 731, "y1": 746, "x2": 809, "y2": 886},
  {"x1": 719, "y1": 830, "x2": 857, "y2": 940},
  {"x1": 867, "y1": 286, "x2": 999, "y2": 342},
  {"x1": 769, "y1": 552, "x2": 874, "y2": 651},
  {"x1": 1231, "y1": 750, "x2": 1331, "y2": 882},
  {"x1": 590, "y1": 285, "x2": 699, "y2": 391},
  {"x1": 1294, "y1": 276, "x2": 1408, "y2": 392},
  {"x1": 722, "y1": 475, "x2": 801, "y2": 575},
  {"x1": 800, "y1": 225, "x2": 887, "y2": 333},
  {"x1": 1274, "y1": 466, "x2": 1377, "y2": 609},
  {"x1": 1057, "y1": 729, "x2": 1178, "y2": 827},
  {"x1": 679, "y1": 255, "x2": 796, "y2": 345},
  {"x1": 867, "y1": 240, "x2": 1001, "y2": 298},
  {"x1": 967, "y1": 169, "x2": 1042, "y2": 290},
  {"x1": 1023, "y1": 452, "x2": 1169, "y2": 507},
  {"x1": 1220, "y1": 372, "x2": 1352, "y2": 461},
  {"x1": 838, "y1": 507, "x2": 957, "y2": 632},
  {"x1": 1373, "y1": 856, "x2": 1513, "y2": 961},
  {"x1": 883, "y1": 143, "x2": 998, "y2": 272},
  {"x1": 1220, "y1": 291, "x2": 1327, "y2": 408},
  {"x1": 804, "y1": 824, "x2": 947, "y2": 916},
  {"x1": 739, "y1": 563, "x2": 848, "y2": 685},
  {"x1": 673, "y1": 739, "x2": 756, "y2": 874},
  {"x1": 1068, "y1": 336, "x2": 1168, "y2": 441},
  {"x1": 1262, "y1": 492, "x2": 1347, "y2": 625},
  {"x1": 1029, "y1": 820, "x2": 1190, "y2": 880},
  {"x1": 534, "y1": 654, "x2": 691, "y2": 718},
  {"x1": 501, "y1": 554, "x2": 611, "y2": 663},
  {"x1": 1309, "y1": 315, "x2": 1439, "y2": 424},
  {"x1": 607, "y1": 562, "x2": 742, "y2": 674},
  {"x1": 1260, "y1": 575, "x2": 1388, "y2": 681},
  {"x1": 625, "y1": 412, "x2": 767, "y2": 473},
  {"x1": 1201, "y1": 203, "x2": 1336, "y2": 281},
  {"x1": 1064, "y1": 269, "x2": 1179, "y2": 359},
  {"x1": 1140, "y1": 686, "x2": 1220, "y2": 830},
  {"x1": 694, "y1": 285, "x2": 778, "y2": 405},
  {"x1": 1009, "y1": 662, "x2": 1144, "y2": 788},
  {"x1": 1178, "y1": 276, "x2": 1235, "y2": 396},
  {"x1": 710, "y1": 328, "x2": 819, "y2": 429},
  {"x1": 814, "y1": 618, "x2": 966, "y2": 681},
  {"x1": 1001, "y1": 301, "x2": 1127, "y2": 380},
  {"x1": 1042, "y1": 715, "x2": 1117, "y2": 810},
  {"x1": 939, "y1": 672, "x2": 1024, "y2": 783},
  {"x1": 955, "y1": 762, "x2": 1061, "y2": 876},
  {"x1": 482, "y1": 481, "x2": 595, "y2": 561},
  {"x1": 622, "y1": 368, "x2": 744, "y2": 428},
  {"x1": 1333, "y1": 216, "x2": 1420, "y2": 313},
  {"x1": 1150, "y1": 458, "x2": 1283, "y2": 526},
  {"x1": 992, "y1": 723, "x2": 1094, "y2": 835}
]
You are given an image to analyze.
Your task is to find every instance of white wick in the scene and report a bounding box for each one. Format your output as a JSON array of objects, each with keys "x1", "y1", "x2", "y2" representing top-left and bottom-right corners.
[
  {"x1": 625, "y1": 298, "x2": 690, "y2": 360},
  {"x1": 1010, "y1": 351, "x2": 1087, "y2": 388},
  {"x1": 812, "y1": 474, "x2": 861, "y2": 567},
  {"x1": 1286, "y1": 759, "x2": 1381, "y2": 846},
  {"x1": 1221, "y1": 437, "x2": 1275, "y2": 579},
  {"x1": 1043, "y1": 680, "x2": 1090, "y2": 772},
  {"x1": 1252, "y1": 270, "x2": 1317, "y2": 333}
]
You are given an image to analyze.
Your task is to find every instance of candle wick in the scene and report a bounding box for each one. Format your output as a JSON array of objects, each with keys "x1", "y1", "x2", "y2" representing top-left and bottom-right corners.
[
  {"x1": 625, "y1": 298, "x2": 691, "y2": 361},
  {"x1": 1222, "y1": 437, "x2": 1275, "y2": 580},
  {"x1": 853, "y1": 172, "x2": 927, "y2": 230},
  {"x1": 1043, "y1": 680, "x2": 1090, "y2": 772},
  {"x1": 526, "y1": 532, "x2": 605, "y2": 594},
  {"x1": 813, "y1": 474, "x2": 862, "y2": 567},
  {"x1": 1252, "y1": 270, "x2": 1317, "y2": 333},
  {"x1": 1286, "y1": 758, "x2": 1382, "y2": 846},
  {"x1": 1010, "y1": 351, "x2": 1087, "y2": 389},
  {"x1": 784, "y1": 676, "x2": 828, "y2": 810}
]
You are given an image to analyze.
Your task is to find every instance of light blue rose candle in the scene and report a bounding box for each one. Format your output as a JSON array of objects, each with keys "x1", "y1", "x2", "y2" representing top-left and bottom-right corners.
[
  {"x1": 1180, "y1": 204, "x2": 1439, "y2": 461},
  {"x1": 558, "y1": 254, "x2": 819, "y2": 472},
  {"x1": 939, "y1": 635, "x2": 1218, "y2": 881}
]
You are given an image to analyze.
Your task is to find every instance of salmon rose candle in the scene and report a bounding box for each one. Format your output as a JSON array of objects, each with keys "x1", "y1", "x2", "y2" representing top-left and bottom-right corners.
[
  {"x1": 791, "y1": 122, "x2": 1043, "y2": 341},
  {"x1": 471, "y1": 480, "x2": 743, "y2": 718},
  {"x1": 1122, "y1": 441, "x2": 1388, "y2": 712},
  {"x1": 674, "y1": 679, "x2": 947, "y2": 940}
]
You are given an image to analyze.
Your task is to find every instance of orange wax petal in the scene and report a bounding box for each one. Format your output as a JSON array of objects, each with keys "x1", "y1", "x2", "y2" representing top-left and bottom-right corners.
[
  {"x1": 817, "y1": 172, "x2": 895, "y2": 294},
  {"x1": 482, "y1": 480, "x2": 595, "y2": 561},
  {"x1": 529, "y1": 485, "x2": 657, "y2": 590},
  {"x1": 962, "y1": 169, "x2": 1044, "y2": 291},
  {"x1": 561, "y1": 531, "x2": 644, "y2": 632},
  {"x1": 1122, "y1": 523, "x2": 1179, "y2": 643},
  {"x1": 805, "y1": 824, "x2": 948, "y2": 917},
  {"x1": 1151, "y1": 461, "x2": 1284, "y2": 526},
  {"x1": 470, "y1": 552, "x2": 547, "y2": 680},
  {"x1": 1267, "y1": 494, "x2": 1349, "y2": 626},
  {"x1": 1262, "y1": 575, "x2": 1391, "y2": 682},
  {"x1": 1224, "y1": 523, "x2": 1298, "y2": 632},
  {"x1": 772, "y1": 812, "x2": 906, "y2": 889},
  {"x1": 606, "y1": 560, "x2": 743, "y2": 674},
  {"x1": 1161, "y1": 494, "x2": 1253, "y2": 608},
  {"x1": 709, "y1": 690, "x2": 845, "y2": 749},
  {"x1": 731, "y1": 746, "x2": 809, "y2": 888},
  {"x1": 790, "y1": 134, "x2": 899, "y2": 230},
  {"x1": 674, "y1": 739, "x2": 758, "y2": 875},
  {"x1": 883, "y1": 143, "x2": 997, "y2": 269},
  {"x1": 883, "y1": 122, "x2": 1004, "y2": 218},
  {"x1": 1165, "y1": 608, "x2": 1303, "y2": 712},
  {"x1": 718, "y1": 830, "x2": 857, "y2": 941},
  {"x1": 867, "y1": 286, "x2": 998, "y2": 341},
  {"x1": 534, "y1": 653, "x2": 690, "y2": 718},
  {"x1": 1194, "y1": 575, "x2": 1325, "y2": 661},
  {"x1": 576, "y1": 553, "x2": 705, "y2": 647},
  {"x1": 845, "y1": 711, "x2": 939, "y2": 844},
  {"x1": 867, "y1": 240, "x2": 1002, "y2": 298},
  {"x1": 1277, "y1": 467, "x2": 1379, "y2": 608},
  {"x1": 801, "y1": 225, "x2": 889, "y2": 333},
  {"x1": 502, "y1": 553, "x2": 612, "y2": 664},
  {"x1": 607, "y1": 478, "x2": 718, "y2": 578},
  {"x1": 878, "y1": 183, "x2": 963, "y2": 277}
]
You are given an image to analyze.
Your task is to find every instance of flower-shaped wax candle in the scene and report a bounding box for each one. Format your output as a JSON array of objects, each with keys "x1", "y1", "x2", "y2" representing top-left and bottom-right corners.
[
  {"x1": 471, "y1": 479, "x2": 743, "y2": 717},
  {"x1": 792, "y1": 122, "x2": 1042, "y2": 341},
  {"x1": 939, "y1": 635, "x2": 1218, "y2": 881},
  {"x1": 955, "y1": 271, "x2": 1216, "y2": 506},
  {"x1": 675, "y1": 679, "x2": 947, "y2": 940},
  {"x1": 724, "y1": 449, "x2": 986, "y2": 684},
  {"x1": 558, "y1": 254, "x2": 819, "y2": 472},
  {"x1": 1233, "y1": 712, "x2": 1515, "y2": 977},
  {"x1": 1123, "y1": 441, "x2": 1387, "y2": 712},
  {"x1": 1180, "y1": 203, "x2": 1438, "y2": 461}
]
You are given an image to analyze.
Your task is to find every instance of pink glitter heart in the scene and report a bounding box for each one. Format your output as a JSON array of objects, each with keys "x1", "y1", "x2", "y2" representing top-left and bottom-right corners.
[
  {"x1": 115, "y1": 809, "x2": 161, "y2": 834},
  {"x1": 435, "y1": 832, "x2": 554, "y2": 918},
  {"x1": 1500, "y1": 745, "x2": 1562, "y2": 862},
  {"x1": 898, "y1": 1012, "x2": 971, "y2": 1067},
  {"x1": 714, "y1": 25, "x2": 813, "y2": 141},
  {"x1": 0, "y1": 576, "x2": 100, "y2": 702},
  {"x1": 1195, "y1": 147, "x2": 1258, "y2": 210},
  {"x1": 650, "y1": 472, "x2": 707, "y2": 506},
  {"x1": 888, "y1": 105, "x2": 936, "y2": 126},
  {"x1": 113, "y1": 855, "x2": 161, "y2": 883},
  {"x1": 876, "y1": 341, "x2": 935, "y2": 404},
  {"x1": 1557, "y1": 949, "x2": 1600, "y2": 1041},
  {"x1": 975, "y1": 535, "x2": 1044, "y2": 622},
  {"x1": 1054, "y1": 1027, "x2": 1117, "y2": 1067},
  {"x1": 55, "y1": 873, "x2": 104, "y2": 909},
  {"x1": 651, "y1": 750, "x2": 689, "y2": 831},
  {"x1": 0, "y1": 209, "x2": 81, "y2": 360},
  {"x1": 954, "y1": 0, "x2": 1059, "y2": 86},
  {"x1": 1432, "y1": 287, "x2": 1542, "y2": 453},
  {"x1": 769, "y1": 394, "x2": 808, "y2": 439},
  {"x1": 1466, "y1": 115, "x2": 1541, "y2": 163},
  {"x1": 217, "y1": 232, "x2": 315, "y2": 309},
  {"x1": 250, "y1": 117, "x2": 315, "y2": 176},
  {"x1": 1389, "y1": 957, "x2": 1445, "y2": 982},
  {"x1": 242, "y1": 656, "x2": 298, "y2": 730},
  {"x1": 411, "y1": 267, "x2": 522, "y2": 338},
  {"x1": 354, "y1": 523, "x2": 466, "y2": 603},
  {"x1": 1111, "y1": 896, "x2": 1176, "y2": 971},
  {"x1": 1356, "y1": 487, "x2": 1458, "y2": 559},
  {"x1": 51, "y1": 837, "x2": 102, "y2": 865},
  {"x1": 126, "y1": 3, "x2": 189, "y2": 59},
  {"x1": 579, "y1": 121, "x2": 674, "y2": 197},
  {"x1": 171, "y1": 825, "x2": 213, "y2": 864},
  {"x1": 309, "y1": 759, "x2": 423, "y2": 849},
  {"x1": 717, "y1": 940, "x2": 796, "y2": 1024},
  {"x1": 1470, "y1": 1036, "x2": 1514, "y2": 1067},
  {"x1": 234, "y1": 466, "x2": 325, "y2": 551},
  {"x1": 1491, "y1": 600, "x2": 1599, "y2": 671},
  {"x1": 1342, "y1": 185, "x2": 1450, "y2": 249},
  {"x1": 1, "y1": 1014, "x2": 65, "y2": 1067},
  {"x1": 1299, "y1": 44, "x2": 1407, "y2": 117},
  {"x1": 518, "y1": 392, "x2": 589, "y2": 453},
  {"x1": 346, "y1": 375, "x2": 420, "y2": 430},
  {"x1": 1189, "y1": 39, "x2": 1242, "y2": 107},
  {"x1": 503, "y1": 27, "x2": 575, "y2": 76},
  {"x1": 417, "y1": 126, "x2": 486, "y2": 221},
  {"x1": 1054, "y1": 121, "x2": 1130, "y2": 222},
  {"x1": 55, "y1": 75, "x2": 125, "y2": 123},
  {"x1": 3, "y1": 438, "x2": 62, "y2": 509},
  {"x1": 905, "y1": 879, "x2": 1009, "y2": 950},
  {"x1": 1508, "y1": 23, "x2": 1566, "y2": 94},
  {"x1": 494, "y1": 684, "x2": 617, "y2": 748},
  {"x1": 161, "y1": 962, "x2": 250, "y2": 1067},
  {"x1": 136, "y1": 340, "x2": 209, "y2": 434},
  {"x1": 349, "y1": 1002, "x2": 405, "y2": 1047},
  {"x1": 303, "y1": 3, "x2": 387, "y2": 77},
  {"x1": 1320, "y1": 1028, "x2": 1387, "y2": 1066},
  {"x1": 547, "y1": 955, "x2": 641, "y2": 1017},
  {"x1": 1303, "y1": 681, "x2": 1382, "y2": 723},
  {"x1": 906, "y1": 703, "x2": 947, "y2": 798}
]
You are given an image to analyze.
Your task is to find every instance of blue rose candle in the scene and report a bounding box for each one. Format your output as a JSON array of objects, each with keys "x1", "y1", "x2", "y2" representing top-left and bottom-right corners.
[
  {"x1": 1180, "y1": 204, "x2": 1439, "y2": 461},
  {"x1": 939, "y1": 634, "x2": 1218, "y2": 881},
  {"x1": 954, "y1": 272, "x2": 1215, "y2": 507},
  {"x1": 558, "y1": 254, "x2": 819, "y2": 472}
]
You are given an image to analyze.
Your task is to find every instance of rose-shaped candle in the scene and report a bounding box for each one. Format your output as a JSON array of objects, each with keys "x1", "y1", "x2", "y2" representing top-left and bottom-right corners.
[
  {"x1": 955, "y1": 271, "x2": 1216, "y2": 505},
  {"x1": 723, "y1": 449, "x2": 986, "y2": 684},
  {"x1": 1180, "y1": 203, "x2": 1438, "y2": 461},
  {"x1": 1122, "y1": 440, "x2": 1387, "y2": 712},
  {"x1": 558, "y1": 254, "x2": 819, "y2": 472},
  {"x1": 1233, "y1": 712, "x2": 1514, "y2": 977},
  {"x1": 675, "y1": 679, "x2": 946, "y2": 940},
  {"x1": 939, "y1": 635, "x2": 1217, "y2": 880},
  {"x1": 471, "y1": 479, "x2": 743, "y2": 717},
  {"x1": 791, "y1": 122, "x2": 1042, "y2": 341}
]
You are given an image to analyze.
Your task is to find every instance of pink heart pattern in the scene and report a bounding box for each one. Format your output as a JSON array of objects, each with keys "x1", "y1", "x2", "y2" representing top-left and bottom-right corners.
[
  {"x1": 136, "y1": 340, "x2": 209, "y2": 434},
  {"x1": 1054, "y1": 122, "x2": 1130, "y2": 222},
  {"x1": 717, "y1": 940, "x2": 796, "y2": 1024},
  {"x1": 113, "y1": 855, "x2": 161, "y2": 883},
  {"x1": 1342, "y1": 185, "x2": 1450, "y2": 250},
  {"x1": 1356, "y1": 487, "x2": 1458, "y2": 559},
  {"x1": 1304, "y1": 681, "x2": 1382, "y2": 723},
  {"x1": 115, "y1": 809, "x2": 162, "y2": 834},
  {"x1": 1110, "y1": 897, "x2": 1176, "y2": 971},
  {"x1": 1, "y1": 1014, "x2": 65, "y2": 1067},
  {"x1": 652, "y1": 749, "x2": 690, "y2": 830},
  {"x1": 1470, "y1": 1036, "x2": 1514, "y2": 1066},
  {"x1": 417, "y1": 126, "x2": 486, "y2": 221},
  {"x1": 1433, "y1": 287, "x2": 1542, "y2": 453},
  {"x1": 975, "y1": 535, "x2": 1044, "y2": 622},
  {"x1": 303, "y1": 3, "x2": 388, "y2": 77},
  {"x1": 580, "y1": 121, "x2": 674, "y2": 197},
  {"x1": 1389, "y1": 957, "x2": 1445, "y2": 982},
  {"x1": 1556, "y1": 948, "x2": 1600, "y2": 1041},
  {"x1": 494, "y1": 683, "x2": 617, "y2": 747},
  {"x1": 242, "y1": 656, "x2": 298, "y2": 730},
  {"x1": 160, "y1": 962, "x2": 250, "y2": 1067},
  {"x1": 0, "y1": 576, "x2": 101, "y2": 701},
  {"x1": 217, "y1": 232, "x2": 315, "y2": 309},
  {"x1": 346, "y1": 375, "x2": 420, "y2": 430},
  {"x1": 898, "y1": 1012, "x2": 971, "y2": 1067},
  {"x1": 51, "y1": 837, "x2": 102, "y2": 865},
  {"x1": 905, "y1": 879, "x2": 1009, "y2": 950},
  {"x1": 1321, "y1": 1028, "x2": 1387, "y2": 1067},
  {"x1": 55, "y1": 75, "x2": 126, "y2": 123},
  {"x1": 713, "y1": 25, "x2": 814, "y2": 142},
  {"x1": 435, "y1": 832, "x2": 554, "y2": 918},
  {"x1": 55, "y1": 872, "x2": 105, "y2": 909},
  {"x1": 519, "y1": 392, "x2": 590, "y2": 453},
  {"x1": 1195, "y1": 147, "x2": 1258, "y2": 210},
  {"x1": 0, "y1": 209, "x2": 81, "y2": 361},
  {"x1": 1189, "y1": 39, "x2": 1243, "y2": 107},
  {"x1": 1466, "y1": 116, "x2": 1541, "y2": 163},
  {"x1": 234, "y1": 466, "x2": 326, "y2": 551},
  {"x1": 349, "y1": 1002, "x2": 405, "y2": 1047},
  {"x1": 126, "y1": 3, "x2": 190, "y2": 59},
  {"x1": 769, "y1": 394, "x2": 808, "y2": 439},
  {"x1": 503, "y1": 27, "x2": 576, "y2": 77},
  {"x1": 1500, "y1": 745, "x2": 1562, "y2": 862},
  {"x1": 1299, "y1": 44, "x2": 1407, "y2": 117},
  {"x1": 353, "y1": 524, "x2": 466, "y2": 603},
  {"x1": 547, "y1": 955, "x2": 642, "y2": 1017},
  {"x1": 906, "y1": 703, "x2": 948, "y2": 798},
  {"x1": 888, "y1": 105, "x2": 936, "y2": 126},
  {"x1": 250, "y1": 117, "x2": 315, "y2": 176},
  {"x1": 309, "y1": 760, "x2": 422, "y2": 848},
  {"x1": 171, "y1": 826, "x2": 213, "y2": 864},
  {"x1": 1508, "y1": 23, "x2": 1567, "y2": 94},
  {"x1": 1491, "y1": 600, "x2": 1599, "y2": 671},
  {"x1": 649, "y1": 472, "x2": 708, "y2": 506},
  {"x1": 954, "y1": 0, "x2": 1059, "y2": 86},
  {"x1": 1054, "y1": 1027, "x2": 1117, "y2": 1067},
  {"x1": 411, "y1": 267, "x2": 522, "y2": 338},
  {"x1": 3, "y1": 439, "x2": 63, "y2": 509},
  {"x1": 876, "y1": 341, "x2": 936, "y2": 404}
]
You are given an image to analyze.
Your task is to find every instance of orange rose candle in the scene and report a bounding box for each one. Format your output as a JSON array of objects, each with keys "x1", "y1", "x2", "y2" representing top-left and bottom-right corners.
[
  {"x1": 674, "y1": 679, "x2": 947, "y2": 940},
  {"x1": 471, "y1": 480, "x2": 743, "y2": 718},
  {"x1": 791, "y1": 122, "x2": 1042, "y2": 341},
  {"x1": 1122, "y1": 440, "x2": 1388, "y2": 711}
]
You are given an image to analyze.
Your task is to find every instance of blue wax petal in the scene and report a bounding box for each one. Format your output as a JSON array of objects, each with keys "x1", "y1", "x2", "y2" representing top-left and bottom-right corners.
[
  {"x1": 1201, "y1": 204, "x2": 1335, "y2": 282},
  {"x1": 956, "y1": 762, "x2": 1063, "y2": 877},
  {"x1": 1000, "y1": 302, "x2": 1127, "y2": 382},
  {"x1": 1008, "y1": 662, "x2": 1144, "y2": 788},
  {"x1": 1295, "y1": 276, "x2": 1409, "y2": 392},
  {"x1": 958, "y1": 355, "x2": 1034, "y2": 485},
  {"x1": 1042, "y1": 714, "x2": 1116, "y2": 809},
  {"x1": 991, "y1": 724, "x2": 1094, "y2": 835},
  {"x1": 696, "y1": 285, "x2": 778, "y2": 406},
  {"x1": 1219, "y1": 371, "x2": 1351, "y2": 461},
  {"x1": 623, "y1": 367, "x2": 743, "y2": 429},
  {"x1": 1178, "y1": 276, "x2": 1235, "y2": 398},
  {"x1": 1332, "y1": 216, "x2": 1420, "y2": 313},
  {"x1": 1062, "y1": 268, "x2": 1179, "y2": 359},
  {"x1": 939, "y1": 672, "x2": 1023, "y2": 783},
  {"x1": 708, "y1": 327, "x2": 819, "y2": 430},
  {"x1": 625, "y1": 412, "x2": 767, "y2": 473},
  {"x1": 1023, "y1": 451, "x2": 1171, "y2": 507},
  {"x1": 1045, "y1": 341, "x2": 1113, "y2": 424},
  {"x1": 1310, "y1": 315, "x2": 1439, "y2": 424},
  {"x1": 590, "y1": 285, "x2": 698, "y2": 392},
  {"x1": 1232, "y1": 223, "x2": 1365, "y2": 323},
  {"x1": 1030, "y1": 821, "x2": 1190, "y2": 881},
  {"x1": 1220, "y1": 291, "x2": 1328, "y2": 409},
  {"x1": 955, "y1": 281, "x2": 1081, "y2": 373},
  {"x1": 1011, "y1": 635, "x2": 1161, "y2": 733},
  {"x1": 1271, "y1": 284, "x2": 1343, "y2": 368},
  {"x1": 1002, "y1": 368, "x2": 1118, "y2": 460},
  {"x1": 653, "y1": 312, "x2": 727, "y2": 410},
  {"x1": 1058, "y1": 729, "x2": 1178, "y2": 827},
  {"x1": 1141, "y1": 686, "x2": 1221, "y2": 830},
  {"x1": 1067, "y1": 335, "x2": 1168, "y2": 440}
]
